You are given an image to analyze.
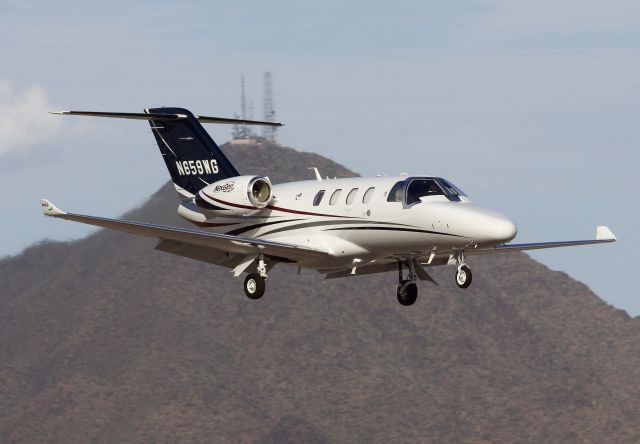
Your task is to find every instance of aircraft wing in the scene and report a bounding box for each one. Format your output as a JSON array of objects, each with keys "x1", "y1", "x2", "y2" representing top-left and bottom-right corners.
[
  {"x1": 40, "y1": 199, "x2": 328, "y2": 264},
  {"x1": 468, "y1": 226, "x2": 617, "y2": 255}
]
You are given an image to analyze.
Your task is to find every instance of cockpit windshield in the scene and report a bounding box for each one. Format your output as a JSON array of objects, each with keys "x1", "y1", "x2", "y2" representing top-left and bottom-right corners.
[
  {"x1": 438, "y1": 178, "x2": 467, "y2": 197},
  {"x1": 405, "y1": 177, "x2": 467, "y2": 205},
  {"x1": 406, "y1": 179, "x2": 445, "y2": 204}
]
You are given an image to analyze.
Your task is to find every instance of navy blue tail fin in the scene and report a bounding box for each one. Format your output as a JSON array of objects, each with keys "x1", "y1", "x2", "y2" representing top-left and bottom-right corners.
[
  {"x1": 52, "y1": 107, "x2": 281, "y2": 197},
  {"x1": 146, "y1": 107, "x2": 240, "y2": 197}
]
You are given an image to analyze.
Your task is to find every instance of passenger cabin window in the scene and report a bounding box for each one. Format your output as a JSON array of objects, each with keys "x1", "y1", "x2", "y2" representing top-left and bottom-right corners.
[
  {"x1": 313, "y1": 190, "x2": 325, "y2": 206},
  {"x1": 362, "y1": 187, "x2": 375, "y2": 204},
  {"x1": 329, "y1": 189, "x2": 342, "y2": 205},
  {"x1": 406, "y1": 179, "x2": 445, "y2": 205},
  {"x1": 387, "y1": 181, "x2": 404, "y2": 202},
  {"x1": 346, "y1": 188, "x2": 358, "y2": 205}
]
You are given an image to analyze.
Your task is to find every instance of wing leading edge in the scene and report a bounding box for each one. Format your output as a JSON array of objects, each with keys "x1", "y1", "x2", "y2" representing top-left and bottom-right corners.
[
  {"x1": 470, "y1": 226, "x2": 616, "y2": 254},
  {"x1": 40, "y1": 199, "x2": 327, "y2": 263}
]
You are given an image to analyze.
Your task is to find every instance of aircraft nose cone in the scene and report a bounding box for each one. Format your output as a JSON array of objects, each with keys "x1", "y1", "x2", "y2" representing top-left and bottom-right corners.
[
  {"x1": 432, "y1": 204, "x2": 517, "y2": 245},
  {"x1": 491, "y1": 215, "x2": 517, "y2": 243}
]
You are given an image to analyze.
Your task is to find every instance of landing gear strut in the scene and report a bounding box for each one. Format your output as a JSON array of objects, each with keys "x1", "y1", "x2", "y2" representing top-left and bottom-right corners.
[
  {"x1": 453, "y1": 251, "x2": 472, "y2": 289},
  {"x1": 396, "y1": 260, "x2": 418, "y2": 306}
]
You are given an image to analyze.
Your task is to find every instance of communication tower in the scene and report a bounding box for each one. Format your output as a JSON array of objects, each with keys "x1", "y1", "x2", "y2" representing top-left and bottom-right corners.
[
  {"x1": 262, "y1": 72, "x2": 277, "y2": 142},
  {"x1": 232, "y1": 75, "x2": 253, "y2": 139}
]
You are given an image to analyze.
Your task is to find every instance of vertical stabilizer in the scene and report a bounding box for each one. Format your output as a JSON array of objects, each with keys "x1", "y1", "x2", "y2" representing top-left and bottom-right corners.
[{"x1": 146, "y1": 107, "x2": 240, "y2": 198}]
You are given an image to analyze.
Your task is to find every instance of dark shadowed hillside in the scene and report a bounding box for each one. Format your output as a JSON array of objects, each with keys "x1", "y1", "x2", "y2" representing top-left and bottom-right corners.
[{"x1": 1, "y1": 141, "x2": 639, "y2": 443}]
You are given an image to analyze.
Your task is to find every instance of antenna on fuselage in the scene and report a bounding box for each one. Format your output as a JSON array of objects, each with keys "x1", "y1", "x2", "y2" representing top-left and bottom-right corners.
[{"x1": 308, "y1": 167, "x2": 322, "y2": 182}]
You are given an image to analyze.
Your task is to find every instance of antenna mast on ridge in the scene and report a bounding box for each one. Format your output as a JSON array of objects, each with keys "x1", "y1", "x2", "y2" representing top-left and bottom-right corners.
[
  {"x1": 234, "y1": 75, "x2": 252, "y2": 138},
  {"x1": 262, "y1": 72, "x2": 277, "y2": 142}
]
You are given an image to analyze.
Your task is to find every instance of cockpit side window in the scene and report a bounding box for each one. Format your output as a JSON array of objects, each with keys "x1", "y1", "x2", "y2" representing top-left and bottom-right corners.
[
  {"x1": 387, "y1": 181, "x2": 404, "y2": 202},
  {"x1": 313, "y1": 190, "x2": 325, "y2": 206},
  {"x1": 406, "y1": 179, "x2": 444, "y2": 205}
]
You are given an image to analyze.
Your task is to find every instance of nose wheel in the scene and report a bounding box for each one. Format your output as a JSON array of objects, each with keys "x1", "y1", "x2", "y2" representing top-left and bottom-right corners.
[
  {"x1": 244, "y1": 273, "x2": 266, "y2": 299},
  {"x1": 455, "y1": 265, "x2": 472, "y2": 288}
]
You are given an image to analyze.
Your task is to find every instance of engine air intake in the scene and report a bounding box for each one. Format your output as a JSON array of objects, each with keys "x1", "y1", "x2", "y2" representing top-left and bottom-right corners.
[{"x1": 249, "y1": 177, "x2": 272, "y2": 207}]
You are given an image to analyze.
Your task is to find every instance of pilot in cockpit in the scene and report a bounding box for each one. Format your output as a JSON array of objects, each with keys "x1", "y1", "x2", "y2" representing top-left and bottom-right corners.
[
  {"x1": 425, "y1": 181, "x2": 441, "y2": 195},
  {"x1": 405, "y1": 179, "x2": 444, "y2": 204}
]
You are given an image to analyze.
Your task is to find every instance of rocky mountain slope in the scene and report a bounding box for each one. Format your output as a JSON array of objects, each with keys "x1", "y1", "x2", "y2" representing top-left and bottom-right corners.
[{"x1": 1, "y1": 141, "x2": 638, "y2": 443}]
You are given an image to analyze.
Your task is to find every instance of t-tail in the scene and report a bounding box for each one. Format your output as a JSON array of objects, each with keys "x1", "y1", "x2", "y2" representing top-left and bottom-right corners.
[
  {"x1": 145, "y1": 107, "x2": 239, "y2": 198},
  {"x1": 50, "y1": 107, "x2": 283, "y2": 199}
]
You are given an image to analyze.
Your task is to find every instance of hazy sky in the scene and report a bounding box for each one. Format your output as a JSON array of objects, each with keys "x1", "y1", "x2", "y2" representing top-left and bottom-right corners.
[{"x1": 1, "y1": 1, "x2": 638, "y2": 314}]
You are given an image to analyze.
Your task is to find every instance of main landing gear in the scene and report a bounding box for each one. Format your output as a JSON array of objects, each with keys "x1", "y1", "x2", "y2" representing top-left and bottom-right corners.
[
  {"x1": 243, "y1": 254, "x2": 268, "y2": 299},
  {"x1": 396, "y1": 260, "x2": 418, "y2": 306},
  {"x1": 244, "y1": 273, "x2": 266, "y2": 299}
]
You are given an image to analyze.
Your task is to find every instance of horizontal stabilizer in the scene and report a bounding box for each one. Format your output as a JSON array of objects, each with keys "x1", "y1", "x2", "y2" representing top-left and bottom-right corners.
[
  {"x1": 198, "y1": 115, "x2": 283, "y2": 127},
  {"x1": 50, "y1": 111, "x2": 185, "y2": 121},
  {"x1": 50, "y1": 110, "x2": 283, "y2": 126}
]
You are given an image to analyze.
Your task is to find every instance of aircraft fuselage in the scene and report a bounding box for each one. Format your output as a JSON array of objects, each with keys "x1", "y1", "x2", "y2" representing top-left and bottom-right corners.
[{"x1": 179, "y1": 175, "x2": 517, "y2": 270}]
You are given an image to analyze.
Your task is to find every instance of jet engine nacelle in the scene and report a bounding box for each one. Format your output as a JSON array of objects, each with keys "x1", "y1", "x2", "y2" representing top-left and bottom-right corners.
[{"x1": 195, "y1": 175, "x2": 273, "y2": 215}]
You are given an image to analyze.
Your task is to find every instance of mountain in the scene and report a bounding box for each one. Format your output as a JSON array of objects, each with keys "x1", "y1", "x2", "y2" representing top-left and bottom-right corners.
[{"x1": 1, "y1": 141, "x2": 639, "y2": 443}]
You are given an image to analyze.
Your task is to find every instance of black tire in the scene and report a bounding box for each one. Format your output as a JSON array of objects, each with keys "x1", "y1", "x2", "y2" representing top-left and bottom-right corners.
[
  {"x1": 396, "y1": 281, "x2": 418, "y2": 306},
  {"x1": 244, "y1": 273, "x2": 265, "y2": 299},
  {"x1": 455, "y1": 265, "x2": 472, "y2": 289}
]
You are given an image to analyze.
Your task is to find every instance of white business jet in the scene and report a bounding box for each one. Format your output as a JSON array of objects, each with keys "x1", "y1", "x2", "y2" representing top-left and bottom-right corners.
[{"x1": 41, "y1": 108, "x2": 616, "y2": 305}]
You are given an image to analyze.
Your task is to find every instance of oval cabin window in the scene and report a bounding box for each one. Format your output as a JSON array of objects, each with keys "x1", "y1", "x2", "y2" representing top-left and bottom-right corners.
[
  {"x1": 346, "y1": 188, "x2": 358, "y2": 205},
  {"x1": 313, "y1": 190, "x2": 325, "y2": 206},
  {"x1": 362, "y1": 187, "x2": 375, "y2": 204},
  {"x1": 329, "y1": 189, "x2": 342, "y2": 205}
]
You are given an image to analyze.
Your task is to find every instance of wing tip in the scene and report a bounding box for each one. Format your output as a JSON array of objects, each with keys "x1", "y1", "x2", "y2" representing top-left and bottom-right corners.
[
  {"x1": 596, "y1": 225, "x2": 616, "y2": 241},
  {"x1": 41, "y1": 199, "x2": 66, "y2": 216},
  {"x1": 49, "y1": 110, "x2": 68, "y2": 115}
]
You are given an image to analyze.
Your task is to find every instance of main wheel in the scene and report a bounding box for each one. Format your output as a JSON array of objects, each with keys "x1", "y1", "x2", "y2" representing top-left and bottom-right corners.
[
  {"x1": 244, "y1": 273, "x2": 266, "y2": 299},
  {"x1": 396, "y1": 281, "x2": 418, "y2": 306},
  {"x1": 455, "y1": 265, "x2": 472, "y2": 288}
]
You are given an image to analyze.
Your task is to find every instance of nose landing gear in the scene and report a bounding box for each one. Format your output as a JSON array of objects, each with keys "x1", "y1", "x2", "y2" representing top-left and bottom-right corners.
[
  {"x1": 455, "y1": 265, "x2": 472, "y2": 288},
  {"x1": 453, "y1": 251, "x2": 472, "y2": 288}
]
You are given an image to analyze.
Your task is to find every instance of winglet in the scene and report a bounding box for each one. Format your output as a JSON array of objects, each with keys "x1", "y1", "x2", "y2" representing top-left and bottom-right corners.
[
  {"x1": 41, "y1": 199, "x2": 67, "y2": 216},
  {"x1": 596, "y1": 226, "x2": 616, "y2": 241}
]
